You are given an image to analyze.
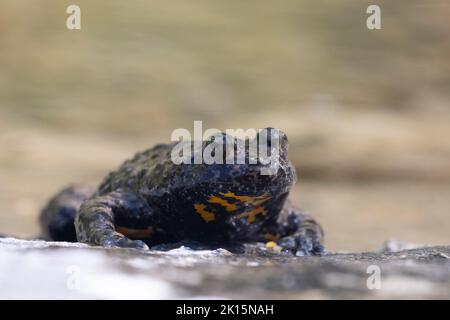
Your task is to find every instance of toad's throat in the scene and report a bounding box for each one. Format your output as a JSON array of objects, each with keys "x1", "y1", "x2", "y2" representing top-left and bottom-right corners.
[{"x1": 194, "y1": 192, "x2": 271, "y2": 223}]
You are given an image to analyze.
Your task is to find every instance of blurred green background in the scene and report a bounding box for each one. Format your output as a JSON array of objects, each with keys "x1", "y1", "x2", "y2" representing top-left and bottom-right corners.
[{"x1": 1, "y1": 0, "x2": 449, "y2": 251}]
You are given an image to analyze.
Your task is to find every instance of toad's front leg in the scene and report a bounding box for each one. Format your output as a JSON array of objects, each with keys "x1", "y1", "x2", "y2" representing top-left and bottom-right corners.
[
  {"x1": 263, "y1": 207, "x2": 325, "y2": 256},
  {"x1": 75, "y1": 189, "x2": 152, "y2": 249}
]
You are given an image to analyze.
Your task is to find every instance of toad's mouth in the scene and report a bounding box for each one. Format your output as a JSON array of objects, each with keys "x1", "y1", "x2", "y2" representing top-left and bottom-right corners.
[{"x1": 193, "y1": 192, "x2": 271, "y2": 224}]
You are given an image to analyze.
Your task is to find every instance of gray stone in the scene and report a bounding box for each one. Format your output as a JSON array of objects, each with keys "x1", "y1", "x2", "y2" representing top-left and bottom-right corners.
[{"x1": 1, "y1": 237, "x2": 449, "y2": 299}]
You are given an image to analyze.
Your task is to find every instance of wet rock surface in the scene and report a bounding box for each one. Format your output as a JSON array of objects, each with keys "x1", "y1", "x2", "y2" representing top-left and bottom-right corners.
[{"x1": 0, "y1": 237, "x2": 449, "y2": 299}]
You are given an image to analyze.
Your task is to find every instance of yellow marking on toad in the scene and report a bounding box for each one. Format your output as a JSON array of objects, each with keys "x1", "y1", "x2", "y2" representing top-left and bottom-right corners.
[
  {"x1": 265, "y1": 241, "x2": 282, "y2": 252},
  {"x1": 116, "y1": 226, "x2": 154, "y2": 239},
  {"x1": 194, "y1": 203, "x2": 216, "y2": 222},
  {"x1": 207, "y1": 196, "x2": 238, "y2": 212}
]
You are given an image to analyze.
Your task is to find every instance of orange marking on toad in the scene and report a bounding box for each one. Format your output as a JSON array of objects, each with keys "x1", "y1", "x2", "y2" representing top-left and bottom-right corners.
[
  {"x1": 194, "y1": 203, "x2": 216, "y2": 222},
  {"x1": 264, "y1": 232, "x2": 281, "y2": 241},
  {"x1": 220, "y1": 192, "x2": 270, "y2": 206},
  {"x1": 207, "y1": 195, "x2": 238, "y2": 212},
  {"x1": 236, "y1": 206, "x2": 267, "y2": 223}
]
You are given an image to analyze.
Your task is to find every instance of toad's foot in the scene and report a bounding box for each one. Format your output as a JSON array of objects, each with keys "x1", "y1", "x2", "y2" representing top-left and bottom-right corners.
[
  {"x1": 267, "y1": 234, "x2": 325, "y2": 256},
  {"x1": 100, "y1": 232, "x2": 149, "y2": 250}
]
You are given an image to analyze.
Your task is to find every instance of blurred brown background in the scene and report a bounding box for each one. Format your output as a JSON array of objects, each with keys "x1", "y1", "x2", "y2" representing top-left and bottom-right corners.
[{"x1": 1, "y1": 0, "x2": 449, "y2": 251}]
